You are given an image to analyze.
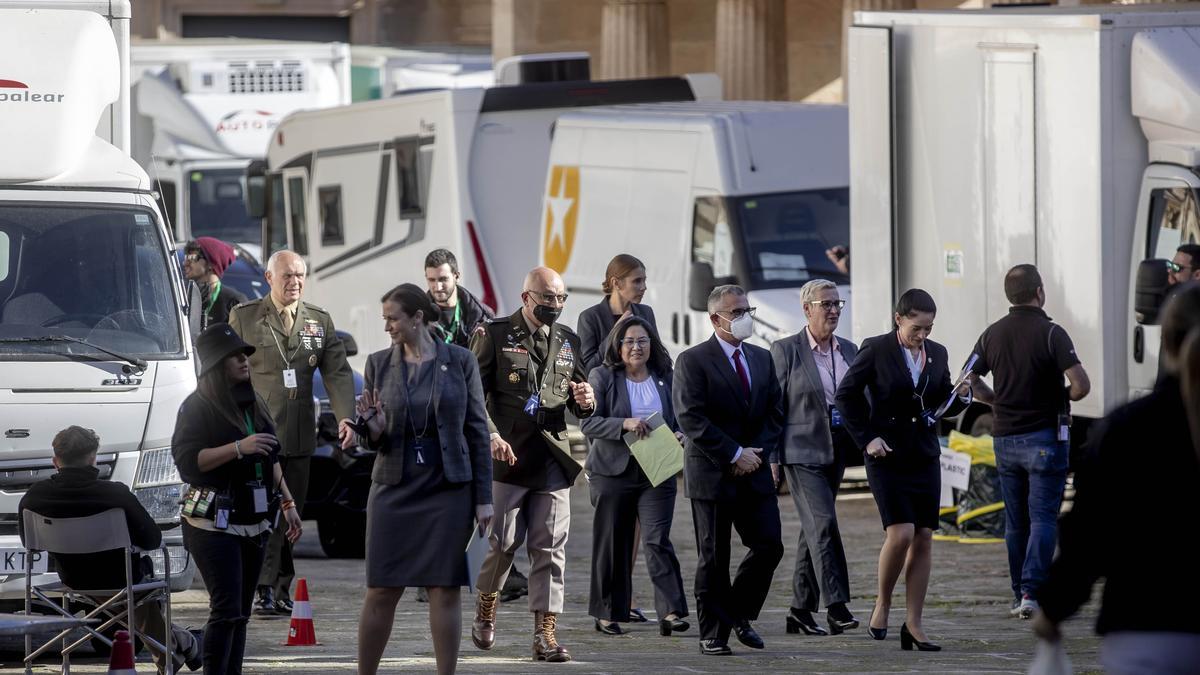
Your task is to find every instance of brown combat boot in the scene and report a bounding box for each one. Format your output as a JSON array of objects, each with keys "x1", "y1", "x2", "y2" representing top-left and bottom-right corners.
[
  {"x1": 472, "y1": 592, "x2": 498, "y2": 650},
  {"x1": 532, "y1": 610, "x2": 571, "y2": 662}
]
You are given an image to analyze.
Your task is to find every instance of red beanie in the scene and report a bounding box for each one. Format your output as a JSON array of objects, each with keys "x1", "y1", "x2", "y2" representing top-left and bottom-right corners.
[{"x1": 191, "y1": 237, "x2": 236, "y2": 278}]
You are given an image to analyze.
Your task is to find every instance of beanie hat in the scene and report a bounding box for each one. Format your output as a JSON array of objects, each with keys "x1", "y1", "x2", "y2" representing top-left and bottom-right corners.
[{"x1": 190, "y1": 237, "x2": 237, "y2": 278}]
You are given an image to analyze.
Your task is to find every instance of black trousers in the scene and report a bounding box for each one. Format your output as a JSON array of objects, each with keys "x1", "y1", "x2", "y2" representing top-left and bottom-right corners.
[
  {"x1": 689, "y1": 484, "x2": 784, "y2": 642},
  {"x1": 183, "y1": 522, "x2": 267, "y2": 675},
  {"x1": 784, "y1": 461, "x2": 850, "y2": 611},
  {"x1": 259, "y1": 456, "x2": 309, "y2": 595},
  {"x1": 588, "y1": 463, "x2": 688, "y2": 622}
]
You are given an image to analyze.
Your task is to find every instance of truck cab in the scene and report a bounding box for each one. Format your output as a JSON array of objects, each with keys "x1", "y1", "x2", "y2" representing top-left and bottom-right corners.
[{"x1": 0, "y1": 1, "x2": 195, "y2": 596}]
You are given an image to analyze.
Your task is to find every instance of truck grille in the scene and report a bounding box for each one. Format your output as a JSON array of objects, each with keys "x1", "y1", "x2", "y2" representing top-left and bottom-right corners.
[
  {"x1": 0, "y1": 454, "x2": 116, "y2": 494},
  {"x1": 227, "y1": 60, "x2": 306, "y2": 94}
]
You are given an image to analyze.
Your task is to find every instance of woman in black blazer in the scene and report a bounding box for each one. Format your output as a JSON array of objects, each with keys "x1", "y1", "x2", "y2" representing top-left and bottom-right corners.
[
  {"x1": 580, "y1": 316, "x2": 690, "y2": 637},
  {"x1": 345, "y1": 284, "x2": 493, "y2": 675},
  {"x1": 577, "y1": 254, "x2": 658, "y2": 375},
  {"x1": 835, "y1": 289, "x2": 969, "y2": 652}
]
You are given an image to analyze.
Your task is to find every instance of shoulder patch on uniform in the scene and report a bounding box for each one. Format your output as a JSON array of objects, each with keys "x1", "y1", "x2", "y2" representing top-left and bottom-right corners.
[{"x1": 487, "y1": 316, "x2": 511, "y2": 325}]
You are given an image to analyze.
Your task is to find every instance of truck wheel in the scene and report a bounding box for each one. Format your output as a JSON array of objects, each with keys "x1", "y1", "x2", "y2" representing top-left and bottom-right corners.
[
  {"x1": 317, "y1": 514, "x2": 366, "y2": 559},
  {"x1": 968, "y1": 412, "x2": 994, "y2": 437}
]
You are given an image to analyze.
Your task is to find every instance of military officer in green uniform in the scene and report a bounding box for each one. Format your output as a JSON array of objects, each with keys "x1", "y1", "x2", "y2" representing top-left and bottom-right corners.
[
  {"x1": 228, "y1": 250, "x2": 356, "y2": 615},
  {"x1": 470, "y1": 267, "x2": 595, "y2": 664}
]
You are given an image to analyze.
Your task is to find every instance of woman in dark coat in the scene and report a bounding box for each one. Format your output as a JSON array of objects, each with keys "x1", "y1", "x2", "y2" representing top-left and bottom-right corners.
[
  {"x1": 578, "y1": 254, "x2": 658, "y2": 375},
  {"x1": 580, "y1": 315, "x2": 689, "y2": 636},
  {"x1": 347, "y1": 284, "x2": 493, "y2": 675},
  {"x1": 835, "y1": 289, "x2": 969, "y2": 652},
  {"x1": 173, "y1": 323, "x2": 303, "y2": 675}
]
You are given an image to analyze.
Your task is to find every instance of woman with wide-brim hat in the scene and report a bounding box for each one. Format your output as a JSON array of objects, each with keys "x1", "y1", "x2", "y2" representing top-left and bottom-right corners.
[{"x1": 171, "y1": 322, "x2": 303, "y2": 674}]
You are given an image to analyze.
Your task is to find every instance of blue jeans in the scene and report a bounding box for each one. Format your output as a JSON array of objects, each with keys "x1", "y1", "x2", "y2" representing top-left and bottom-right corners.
[{"x1": 993, "y1": 428, "x2": 1068, "y2": 601}]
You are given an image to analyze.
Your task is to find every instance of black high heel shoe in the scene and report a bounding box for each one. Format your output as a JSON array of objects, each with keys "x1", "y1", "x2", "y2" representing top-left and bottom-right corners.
[
  {"x1": 899, "y1": 623, "x2": 941, "y2": 651},
  {"x1": 785, "y1": 608, "x2": 828, "y2": 636},
  {"x1": 826, "y1": 603, "x2": 859, "y2": 635},
  {"x1": 594, "y1": 619, "x2": 625, "y2": 635},
  {"x1": 866, "y1": 605, "x2": 887, "y2": 640},
  {"x1": 659, "y1": 616, "x2": 689, "y2": 636}
]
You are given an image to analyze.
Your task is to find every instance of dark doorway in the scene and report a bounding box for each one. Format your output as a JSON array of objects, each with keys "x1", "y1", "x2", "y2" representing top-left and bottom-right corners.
[{"x1": 181, "y1": 15, "x2": 351, "y2": 42}]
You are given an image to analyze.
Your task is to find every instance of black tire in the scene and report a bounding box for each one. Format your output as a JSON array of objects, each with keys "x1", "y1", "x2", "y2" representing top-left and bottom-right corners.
[
  {"x1": 968, "y1": 412, "x2": 994, "y2": 437},
  {"x1": 317, "y1": 514, "x2": 366, "y2": 559}
]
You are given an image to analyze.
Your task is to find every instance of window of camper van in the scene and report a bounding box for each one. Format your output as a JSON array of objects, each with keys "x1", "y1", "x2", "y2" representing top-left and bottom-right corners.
[
  {"x1": 288, "y1": 176, "x2": 309, "y2": 255},
  {"x1": 188, "y1": 168, "x2": 261, "y2": 245},
  {"x1": 395, "y1": 137, "x2": 433, "y2": 218},
  {"x1": 731, "y1": 189, "x2": 850, "y2": 288},
  {"x1": 692, "y1": 197, "x2": 736, "y2": 278},
  {"x1": 266, "y1": 174, "x2": 288, "y2": 255},
  {"x1": 0, "y1": 205, "x2": 184, "y2": 359},
  {"x1": 319, "y1": 186, "x2": 344, "y2": 246},
  {"x1": 1147, "y1": 186, "x2": 1200, "y2": 259}
]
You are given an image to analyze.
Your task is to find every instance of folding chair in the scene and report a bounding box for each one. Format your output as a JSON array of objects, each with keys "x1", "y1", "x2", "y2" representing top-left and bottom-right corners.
[{"x1": 22, "y1": 508, "x2": 173, "y2": 675}]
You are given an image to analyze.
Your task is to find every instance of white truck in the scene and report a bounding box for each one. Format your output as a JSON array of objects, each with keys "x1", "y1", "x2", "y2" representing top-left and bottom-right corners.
[
  {"x1": 131, "y1": 38, "x2": 351, "y2": 256},
  {"x1": 258, "y1": 54, "x2": 720, "y2": 367},
  {"x1": 350, "y1": 45, "x2": 493, "y2": 101},
  {"x1": 541, "y1": 102, "x2": 851, "y2": 354},
  {"x1": 848, "y1": 5, "x2": 1200, "y2": 435},
  {"x1": 0, "y1": 1, "x2": 197, "y2": 597}
]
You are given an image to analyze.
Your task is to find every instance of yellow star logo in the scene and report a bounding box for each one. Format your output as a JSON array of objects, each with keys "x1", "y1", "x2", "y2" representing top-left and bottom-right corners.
[{"x1": 542, "y1": 165, "x2": 579, "y2": 273}]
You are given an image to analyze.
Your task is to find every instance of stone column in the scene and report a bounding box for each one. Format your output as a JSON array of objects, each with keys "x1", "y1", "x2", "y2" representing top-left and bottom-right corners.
[
  {"x1": 715, "y1": 0, "x2": 788, "y2": 100},
  {"x1": 600, "y1": 0, "x2": 670, "y2": 79},
  {"x1": 842, "y1": 0, "x2": 915, "y2": 97},
  {"x1": 493, "y1": 0, "x2": 540, "y2": 62}
]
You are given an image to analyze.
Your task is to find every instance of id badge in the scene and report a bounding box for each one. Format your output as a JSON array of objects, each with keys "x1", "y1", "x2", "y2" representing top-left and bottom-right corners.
[
  {"x1": 413, "y1": 438, "x2": 426, "y2": 465},
  {"x1": 524, "y1": 393, "x2": 540, "y2": 416},
  {"x1": 830, "y1": 407, "x2": 843, "y2": 428},
  {"x1": 252, "y1": 485, "x2": 268, "y2": 514},
  {"x1": 1057, "y1": 414, "x2": 1071, "y2": 443},
  {"x1": 214, "y1": 494, "x2": 232, "y2": 530},
  {"x1": 283, "y1": 368, "x2": 298, "y2": 389}
]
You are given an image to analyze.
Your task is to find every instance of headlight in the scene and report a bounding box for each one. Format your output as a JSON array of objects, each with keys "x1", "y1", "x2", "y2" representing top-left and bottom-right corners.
[
  {"x1": 134, "y1": 447, "x2": 181, "y2": 487},
  {"x1": 135, "y1": 484, "x2": 185, "y2": 523}
]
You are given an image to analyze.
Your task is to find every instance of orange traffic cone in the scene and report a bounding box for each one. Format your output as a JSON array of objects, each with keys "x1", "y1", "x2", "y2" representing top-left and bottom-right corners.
[
  {"x1": 107, "y1": 629, "x2": 139, "y2": 674},
  {"x1": 282, "y1": 578, "x2": 321, "y2": 646}
]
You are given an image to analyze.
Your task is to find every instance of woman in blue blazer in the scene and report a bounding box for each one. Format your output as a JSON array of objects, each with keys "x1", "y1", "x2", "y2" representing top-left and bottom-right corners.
[
  {"x1": 835, "y1": 289, "x2": 969, "y2": 653},
  {"x1": 580, "y1": 315, "x2": 689, "y2": 637}
]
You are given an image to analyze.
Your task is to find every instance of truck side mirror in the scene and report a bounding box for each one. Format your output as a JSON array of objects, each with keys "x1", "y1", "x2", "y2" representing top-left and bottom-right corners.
[
  {"x1": 1134, "y1": 258, "x2": 1171, "y2": 325},
  {"x1": 245, "y1": 160, "x2": 267, "y2": 219},
  {"x1": 336, "y1": 329, "x2": 359, "y2": 357},
  {"x1": 689, "y1": 262, "x2": 716, "y2": 312}
]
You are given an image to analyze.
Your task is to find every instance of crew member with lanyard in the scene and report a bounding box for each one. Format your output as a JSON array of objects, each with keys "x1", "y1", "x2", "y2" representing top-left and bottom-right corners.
[{"x1": 183, "y1": 237, "x2": 246, "y2": 340}]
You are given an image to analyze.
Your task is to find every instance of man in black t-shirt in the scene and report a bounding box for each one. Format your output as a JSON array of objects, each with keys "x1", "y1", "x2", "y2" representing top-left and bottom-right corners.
[{"x1": 967, "y1": 265, "x2": 1091, "y2": 621}]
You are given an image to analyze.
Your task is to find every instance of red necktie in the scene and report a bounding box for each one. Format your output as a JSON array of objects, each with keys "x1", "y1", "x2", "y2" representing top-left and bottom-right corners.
[{"x1": 732, "y1": 349, "x2": 751, "y2": 400}]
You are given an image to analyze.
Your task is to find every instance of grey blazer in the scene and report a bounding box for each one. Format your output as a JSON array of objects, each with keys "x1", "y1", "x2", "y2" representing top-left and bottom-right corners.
[
  {"x1": 577, "y1": 297, "x2": 658, "y2": 375},
  {"x1": 579, "y1": 365, "x2": 677, "y2": 477},
  {"x1": 362, "y1": 341, "x2": 492, "y2": 504},
  {"x1": 770, "y1": 330, "x2": 859, "y2": 466}
]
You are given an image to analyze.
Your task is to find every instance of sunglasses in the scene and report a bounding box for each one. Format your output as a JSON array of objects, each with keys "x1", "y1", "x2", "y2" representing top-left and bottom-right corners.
[
  {"x1": 184, "y1": 253, "x2": 206, "y2": 263},
  {"x1": 807, "y1": 300, "x2": 846, "y2": 311}
]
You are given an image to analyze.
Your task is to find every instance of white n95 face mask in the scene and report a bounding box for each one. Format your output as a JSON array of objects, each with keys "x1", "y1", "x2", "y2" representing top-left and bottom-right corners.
[{"x1": 728, "y1": 313, "x2": 753, "y2": 341}]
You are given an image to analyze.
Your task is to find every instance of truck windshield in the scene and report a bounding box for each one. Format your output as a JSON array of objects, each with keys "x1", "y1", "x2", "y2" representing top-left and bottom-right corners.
[
  {"x1": 188, "y1": 168, "x2": 261, "y2": 245},
  {"x1": 0, "y1": 205, "x2": 184, "y2": 359},
  {"x1": 730, "y1": 189, "x2": 850, "y2": 288}
]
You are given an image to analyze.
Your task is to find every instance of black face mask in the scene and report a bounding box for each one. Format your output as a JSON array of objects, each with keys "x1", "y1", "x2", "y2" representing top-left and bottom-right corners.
[{"x1": 532, "y1": 303, "x2": 561, "y2": 326}]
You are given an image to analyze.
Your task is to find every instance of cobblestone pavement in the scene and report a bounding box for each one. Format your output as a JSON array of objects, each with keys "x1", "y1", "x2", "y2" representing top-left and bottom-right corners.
[{"x1": 9, "y1": 480, "x2": 1103, "y2": 674}]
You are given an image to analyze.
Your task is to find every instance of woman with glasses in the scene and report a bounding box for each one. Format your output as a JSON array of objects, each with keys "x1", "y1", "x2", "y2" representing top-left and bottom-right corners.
[
  {"x1": 834, "y1": 289, "x2": 970, "y2": 652},
  {"x1": 578, "y1": 254, "x2": 658, "y2": 375},
  {"x1": 579, "y1": 315, "x2": 690, "y2": 637}
]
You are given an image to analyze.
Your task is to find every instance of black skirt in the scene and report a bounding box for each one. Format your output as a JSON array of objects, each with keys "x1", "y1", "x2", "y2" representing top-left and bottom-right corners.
[{"x1": 865, "y1": 453, "x2": 940, "y2": 530}]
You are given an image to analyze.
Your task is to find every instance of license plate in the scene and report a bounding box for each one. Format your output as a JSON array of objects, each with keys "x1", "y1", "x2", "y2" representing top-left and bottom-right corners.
[{"x1": 0, "y1": 548, "x2": 49, "y2": 574}]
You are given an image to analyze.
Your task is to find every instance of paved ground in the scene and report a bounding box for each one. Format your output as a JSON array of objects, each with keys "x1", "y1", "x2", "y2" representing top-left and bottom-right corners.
[{"x1": 7, "y1": 479, "x2": 1103, "y2": 674}]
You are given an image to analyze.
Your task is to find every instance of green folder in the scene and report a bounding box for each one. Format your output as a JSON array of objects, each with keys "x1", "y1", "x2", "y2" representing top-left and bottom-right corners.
[{"x1": 623, "y1": 412, "x2": 684, "y2": 487}]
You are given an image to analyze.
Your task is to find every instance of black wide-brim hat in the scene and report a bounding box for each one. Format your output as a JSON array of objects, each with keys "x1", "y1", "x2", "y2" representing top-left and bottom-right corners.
[{"x1": 196, "y1": 322, "x2": 255, "y2": 376}]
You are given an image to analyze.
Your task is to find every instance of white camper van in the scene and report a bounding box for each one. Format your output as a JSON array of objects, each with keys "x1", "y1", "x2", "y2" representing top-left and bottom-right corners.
[
  {"x1": 848, "y1": 5, "x2": 1200, "y2": 434},
  {"x1": 261, "y1": 54, "x2": 720, "y2": 367},
  {"x1": 540, "y1": 102, "x2": 851, "y2": 353},
  {"x1": 131, "y1": 38, "x2": 351, "y2": 256},
  {"x1": 0, "y1": 1, "x2": 196, "y2": 596}
]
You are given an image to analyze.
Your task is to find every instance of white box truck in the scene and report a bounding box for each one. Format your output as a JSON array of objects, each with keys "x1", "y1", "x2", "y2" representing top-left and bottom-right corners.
[
  {"x1": 259, "y1": 54, "x2": 720, "y2": 367},
  {"x1": 0, "y1": 1, "x2": 196, "y2": 597},
  {"x1": 541, "y1": 102, "x2": 851, "y2": 354},
  {"x1": 848, "y1": 5, "x2": 1200, "y2": 435},
  {"x1": 131, "y1": 38, "x2": 351, "y2": 257}
]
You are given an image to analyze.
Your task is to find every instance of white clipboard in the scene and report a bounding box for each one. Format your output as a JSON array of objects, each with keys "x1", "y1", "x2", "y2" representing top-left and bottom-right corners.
[{"x1": 931, "y1": 353, "x2": 978, "y2": 421}]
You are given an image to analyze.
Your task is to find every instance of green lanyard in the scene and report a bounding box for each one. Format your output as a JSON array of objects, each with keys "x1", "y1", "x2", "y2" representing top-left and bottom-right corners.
[
  {"x1": 442, "y1": 302, "x2": 461, "y2": 344},
  {"x1": 243, "y1": 410, "x2": 262, "y2": 480},
  {"x1": 204, "y1": 280, "x2": 222, "y2": 317}
]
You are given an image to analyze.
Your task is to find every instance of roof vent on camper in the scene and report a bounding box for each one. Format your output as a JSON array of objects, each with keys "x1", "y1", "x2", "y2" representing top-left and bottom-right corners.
[{"x1": 494, "y1": 53, "x2": 590, "y2": 86}]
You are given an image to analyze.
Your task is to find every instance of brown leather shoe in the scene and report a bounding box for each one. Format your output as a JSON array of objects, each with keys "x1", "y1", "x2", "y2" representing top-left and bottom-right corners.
[
  {"x1": 472, "y1": 592, "x2": 498, "y2": 650},
  {"x1": 532, "y1": 611, "x2": 571, "y2": 663}
]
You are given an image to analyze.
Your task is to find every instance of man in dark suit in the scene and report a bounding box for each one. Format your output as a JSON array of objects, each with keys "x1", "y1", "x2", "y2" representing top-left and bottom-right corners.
[
  {"x1": 673, "y1": 284, "x2": 785, "y2": 656},
  {"x1": 469, "y1": 267, "x2": 596, "y2": 663},
  {"x1": 770, "y1": 279, "x2": 860, "y2": 637}
]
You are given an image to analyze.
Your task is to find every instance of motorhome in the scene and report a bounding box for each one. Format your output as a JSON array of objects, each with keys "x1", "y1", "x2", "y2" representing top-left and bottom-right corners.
[
  {"x1": 848, "y1": 5, "x2": 1200, "y2": 435},
  {"x1": 540, "y1": 102, "x2": 851, "y2": 353},
  {"x1": 131, "y1": 38, "x2": 351, "y2": 256},
  {"x1": 0, "y1": 1, "x2": 196, "y2": 596},
  {"x1": 260, "y1": 54, "x2": 720, "y2": 367}
]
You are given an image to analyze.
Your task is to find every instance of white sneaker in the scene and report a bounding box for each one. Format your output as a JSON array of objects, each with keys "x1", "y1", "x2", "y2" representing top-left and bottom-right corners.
[
  {"x1": 1009, "y1": 598, "x2": 1023, "y2": 618},
  {"x1": 1017, "y1": 595, "x2": 1038, "y2": 620}
]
